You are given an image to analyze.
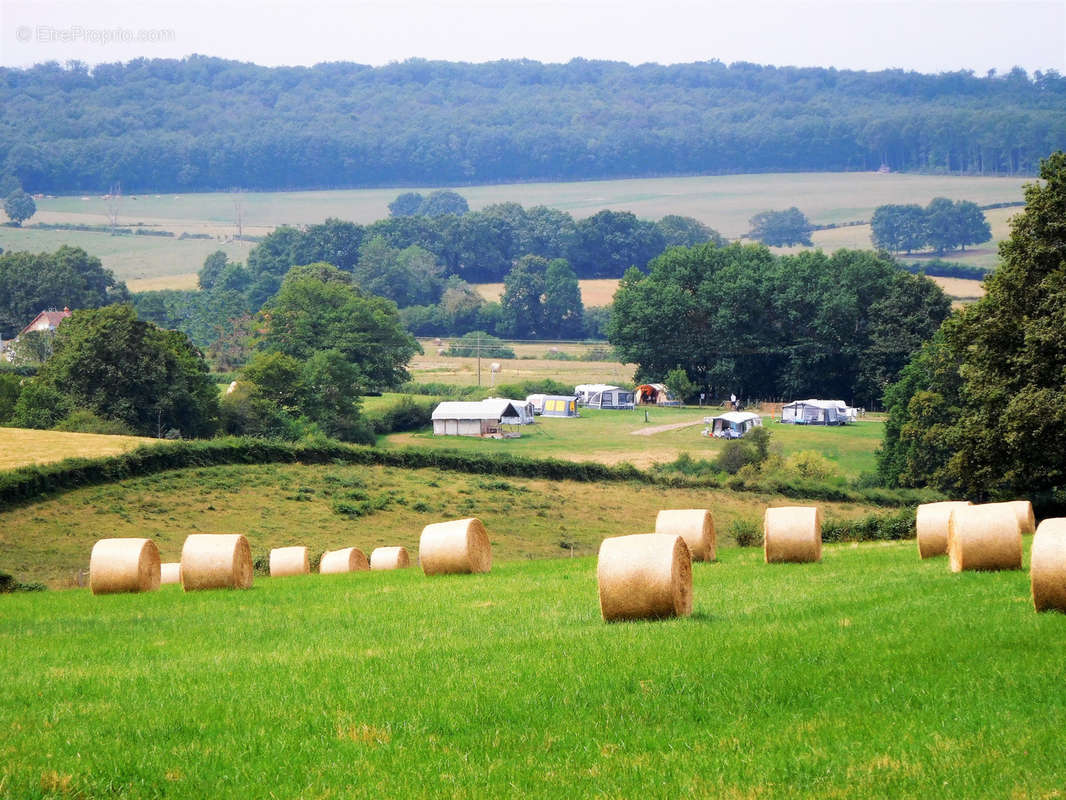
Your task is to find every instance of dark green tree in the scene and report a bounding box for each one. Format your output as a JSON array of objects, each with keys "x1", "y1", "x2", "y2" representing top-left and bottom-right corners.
[
  {"x1": 870, "y1": 204, "x2": 928, "y2": 253},
  {"x1": 0, "y1": 246, "x2": 129, "y2": 337},
  {"x1": 388, "y1": 192, "x2": 425, "y2": 217},
  {"x1": 30, "y1": 304, "x2": 219, "y2": 437},
  {"x1": 4, "y1": 189, "x2": 36, "y2": 226},
  {"x1": 573, "y1": 210, "x2": 666, "y2": 278},
  {"x1": 260, "y1": 263, "x2": 420, "y2": 390},
  {"x1": 924, "y1": 197, "x2": 960, "y2": 255},
  {"x1": 542, "y1": 259, "x2": 585, "y2": 339},
  {"x1": 879, "y1": 152, "x2": 1066, "y2": 497},
  {"x1": 498, "y1": 255, "x2": 547, "y2": 339},
  {"x1": 953, "y1": 200, "x2": 992, "y2": 252},
  {"x1": 657, "y1": 215, "x2": 725, "y2": 248},
  {"x1": 418, "y1": 190, "x2": 469, "y2": 217},
  {"x1": 198, "y1": 250, "x2": 229, "y2": 290},
  {"x1": 747, "y1": 207, "x2": 813, "y2": 247}
]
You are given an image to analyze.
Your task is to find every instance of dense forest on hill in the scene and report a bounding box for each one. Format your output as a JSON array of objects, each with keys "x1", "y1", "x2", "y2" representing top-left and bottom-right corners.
[{"x1": 2, "y1": 57, "x2": 1065, "y2": 193}]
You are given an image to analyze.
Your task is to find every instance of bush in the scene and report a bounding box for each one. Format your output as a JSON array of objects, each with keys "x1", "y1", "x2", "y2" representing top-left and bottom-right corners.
[
  {"x1": 447, "y1": 331, "x2": 515, "y2": 359},
  {"x1": 715, "y1": 441, "x2": 760, "y2": 474},
  {"x1": 369, "y1": 396, "x2": 435, "y2": 434},
  {"x1": 822, "y1": 509, "x2": 915, "y2": 542},
  {"x1": 0, "y1": 571, "x2": 47, "y2": 592},
  {"x1": 729, "y1": 518, "x2": 762, "y2": 547},
  {"x1": 54, "y1": 410, "x2": 136, "y2": 435},
  {"x1": 782, "y1": 450, "x2": 840, "y2": 481},
  {"x1": 9, "y1": 381, "x2": 71, "y2": 429}
]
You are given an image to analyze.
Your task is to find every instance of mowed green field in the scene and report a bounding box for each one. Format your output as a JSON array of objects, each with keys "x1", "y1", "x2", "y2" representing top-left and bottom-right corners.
[
  {"x1": 385, "y1": 404, "x2": 885, "y2": 474},
  {"x1": 4, "y1": 172, "x2": 1028, "y2": 286},
  {"x1": 2, "y1": 538, "x2": 1063, "y2": 799}
]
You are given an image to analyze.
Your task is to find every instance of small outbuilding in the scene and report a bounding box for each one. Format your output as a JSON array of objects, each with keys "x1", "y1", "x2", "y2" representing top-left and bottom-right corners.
[
  {"x1": 780, "y1": 399, "x2": 854, "y2": 425},
  {"x1": 703, "y1": 412, "x2": 763, "y2": 439},
  {"x1": 431, "y1": 400, "x2": 523, "y2": 438},
  {"x1": 483, "y1": 397, "x2": 535, "y2": 425},
  {"x1": 635, "y1": 384, "x2": 680, "y2": 406},
  {"x1": 575, "y1": 384, "x2": 635, "y2": 410},
  {"x1": 527, "y1": 394, "x2": 579, "y2": 417}
]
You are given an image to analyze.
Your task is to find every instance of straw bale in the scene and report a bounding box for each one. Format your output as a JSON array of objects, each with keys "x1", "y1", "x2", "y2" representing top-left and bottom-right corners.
[
  {"x1": 916, "y1": 501, "x2": 972, "y2": 559},
  {"x1": 370, "y1": 546, "x2": 410, "y2": 570},
  {"x1": 270, "y1": 546, "x2": 310, "y2": 577},
  {"x1": 985, "y1": 500, "x2": 1036, "y2": 535},
  {"x1": 655, "y1": 509, "x2": 716, "y2": 562},
  {"x1": 947, "y1": 504, "x2": 1022, "y2": 572},
  {"x1": 319, "y1": 547, "x2": 370, "y2": 574},
  {"x1": 1031, "y1": 518, "x2": 1066, "y2": 612},
  {"x1": 597, "y1": 533, "x2": 692, "y2": 622},
  {"x1": 764, "y1": 506, "x2": 822, "y2": 563},
  {"x1": 180, "y1": 533, "x2": 253, "y2": 591},
  {"x1": 419, "y1": 518, "x2": 492, "y2": 575},
  {"x1": 160, "y1": 562, "x2": 182, "y2": 585},
  {"x1": 89, "y1": 538, "x2": 161, "y2": 595}
]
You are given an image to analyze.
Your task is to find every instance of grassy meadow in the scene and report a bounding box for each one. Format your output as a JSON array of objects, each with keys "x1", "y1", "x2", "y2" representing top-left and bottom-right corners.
[
  {"x1": 385, "y1": 405, "x2": 885, "y2": 475},
  {"x1": 2, "y1": 537, "x2": 1064, "y2": 798},
  {"x1": 4, "y1": 172, "x2": 1026, "y2": 286}
]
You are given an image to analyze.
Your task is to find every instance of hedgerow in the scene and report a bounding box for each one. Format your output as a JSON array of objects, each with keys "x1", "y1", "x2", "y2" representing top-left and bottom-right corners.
[{"x1": 0, "y1": 437, "x2": 936, "y2": 511}]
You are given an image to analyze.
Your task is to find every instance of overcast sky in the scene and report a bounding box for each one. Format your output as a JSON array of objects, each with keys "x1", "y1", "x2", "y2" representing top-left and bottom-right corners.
[{"x1": 2, "y1": 0, "x2": 1064, "y2": 75}]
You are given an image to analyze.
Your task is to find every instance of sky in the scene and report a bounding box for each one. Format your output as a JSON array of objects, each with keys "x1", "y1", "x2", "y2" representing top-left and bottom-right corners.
[{"x1": 1, "y1": 0, "x2": 1064, "y2": 75}]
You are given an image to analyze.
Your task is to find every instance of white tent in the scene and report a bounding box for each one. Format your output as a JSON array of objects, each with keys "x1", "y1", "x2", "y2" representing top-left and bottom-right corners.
[
  {"x1": 483, "y1": 397, "x2": 535, "y2": 425},
  {"x1": 431, "y1": 400, "x2": 523, "y2": 437},
  {"x1": 703, "y1": 411, "x2": 763, "y2": 439},
  {"x1": 574, "y1": 384, "x2": 635, "y2": 410},
  {"x1": 780, "y1": 399, "x2": 854, "y2": 425}
]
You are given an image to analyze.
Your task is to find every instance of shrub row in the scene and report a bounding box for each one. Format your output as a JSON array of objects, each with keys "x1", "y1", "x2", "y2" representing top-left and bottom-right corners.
[
  {"x1": 900, "y1": 259, "x2": 991, "y2": 280},
  {"x1": 0, "y1": 436, "x2": 937, "y2": 512},
  {"x1": 822, "y1": 508, "x2": 916, "y2": 542}
]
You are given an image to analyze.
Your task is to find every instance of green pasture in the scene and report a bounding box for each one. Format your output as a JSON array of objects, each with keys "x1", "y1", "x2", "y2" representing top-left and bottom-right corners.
[
  {"x1": 384, "y1": 405, "x2": 885, "y2": 476},
  {"x1": 13, "y1": 172, "x2": 1027, "y2": 285},
  {"x1": 2, "y1": 538, "x2": 1063, "y2": 799}
]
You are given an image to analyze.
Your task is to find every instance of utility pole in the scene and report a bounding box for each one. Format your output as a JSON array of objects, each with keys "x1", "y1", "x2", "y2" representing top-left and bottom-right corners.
[{"x1": 476, "y1": 332, "x2": 481, "y2": 387}]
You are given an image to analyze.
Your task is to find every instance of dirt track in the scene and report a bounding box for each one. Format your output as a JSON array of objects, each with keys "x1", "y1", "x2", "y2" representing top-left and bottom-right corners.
[{"x1": 630, "y1": 419, "x2": 706, "y2": 436}]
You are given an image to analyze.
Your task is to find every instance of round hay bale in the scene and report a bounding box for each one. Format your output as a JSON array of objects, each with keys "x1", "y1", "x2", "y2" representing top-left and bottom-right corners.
[
  {"x1": 419, "y1": 518, "x2": 492, "y2": 575},
  {"x1": 597, "y1": 533, "x2": 692, "y2": 622},
  {"x1": 180, "y1": 533, "x2": 253, "y2": 591},
  {"x1": 986, "y1": 500, "x2": 1036, "y2": 535},
  {"x1": 947, "y1": 504, "x2": 1022, "y2": 572},
  {"x1": 1031, "y1": 518, "x2": 1066, "y2": 612},
  {"x1": 89, "y1": 538, "x2": 161, "y2": 595},
  {"x1": 270, "y1": 546, "x2": 310, "y2": 577},
  {"x1": 160, "y1": 562, "x2": 182, "y2": 585},
  {"x1": 370, "y1": 546, "x2": 410, "y2": 570},
  {"x1": 764, "y1": 506, "x2": 822, "y2": 564},
  {"x1": 319, "y1": 547, "x2": 369, "y2": 574},
  {"x1": 916, "y1": 501, "x2": 972, "y2": 559},
  {"x1": 654, "y1": 509, "x2": 716, "y2": 562}
]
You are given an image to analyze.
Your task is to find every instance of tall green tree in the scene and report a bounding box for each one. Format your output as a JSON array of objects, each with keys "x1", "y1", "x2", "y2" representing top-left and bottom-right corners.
[
  {"x1": 3, "y1": 189, "x2": 36, "y2": 226},
  {"x1": 498, "y1": 255, "x2": 547, "y2": 339},
  {"x1": 30, "y1": 304, "x2": 219, "y2": 437},
  {"x1": 261, "y1": 263, "x2": 420, "y2": 390},
  {"x1": 0, "y1": 246, "x2": 129, "y2": 337},
  {"x1": 657, "y1": 215, "x2": 725, "y2": 248},
  {"x1": 870, "y1": 204, "x2": 928, "y2": 253},
  {"x1": 542, "y1": 259, "x2": 585, "y2": 339},
  {"x1": 747, "y1": 207, "x2": 813, "y2": 247},
  {"x1": 879, "y1": 152, "x2": 1066, "y2": 497}
]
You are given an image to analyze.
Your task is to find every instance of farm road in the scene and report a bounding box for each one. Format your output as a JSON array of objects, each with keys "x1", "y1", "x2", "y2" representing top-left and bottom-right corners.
[{"x1": 630, "y1": 419, "x2": 706, "y2": 436}]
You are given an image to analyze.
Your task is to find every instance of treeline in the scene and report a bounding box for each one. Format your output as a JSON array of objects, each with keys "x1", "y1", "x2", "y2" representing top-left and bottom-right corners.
[
  {"x1": 3, "y1": 57, "x2": 1065, "y2": 192},
  {"x1": 133, "y1": 203, "x2": 723, "y2": 346}
]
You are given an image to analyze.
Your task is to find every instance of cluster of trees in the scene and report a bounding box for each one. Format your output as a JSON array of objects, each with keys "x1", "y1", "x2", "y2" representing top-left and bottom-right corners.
[
  {"x1": 220, "y1": 264, "x2": 419, "y2": 441},
  {"x1": 0, "y1": 246, "x2": 128, "y2": 338},
  {"x1": 134, "y1": 201, "x2": 724, "y2": 348},
  {"x1": 871, "y1": 198, "x2": 992, "y2": 254},
  {"x1": 3, "y1": 189, "x2": 36, "y2": 225},
  {"x1": 878, "y1": 152, "x2": 1066, "y2": 501},
  {"x1": 3, "y1": 58, "x2": 1064, "y2": 193},
  {"x1": 746, "y1": 208, "x2": 813, "y2": 246},
  {"x1": 608, "y1": 245, "x2": 952, "y2": 408},
  {"x1": 3, "y1": 264, "x2": 419, "y2": 442}
]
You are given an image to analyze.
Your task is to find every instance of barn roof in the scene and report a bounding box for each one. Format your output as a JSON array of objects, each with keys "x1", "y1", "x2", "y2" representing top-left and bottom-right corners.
[{"x1": 19, "y1": 308, "x2": 72, "y2": 337}]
